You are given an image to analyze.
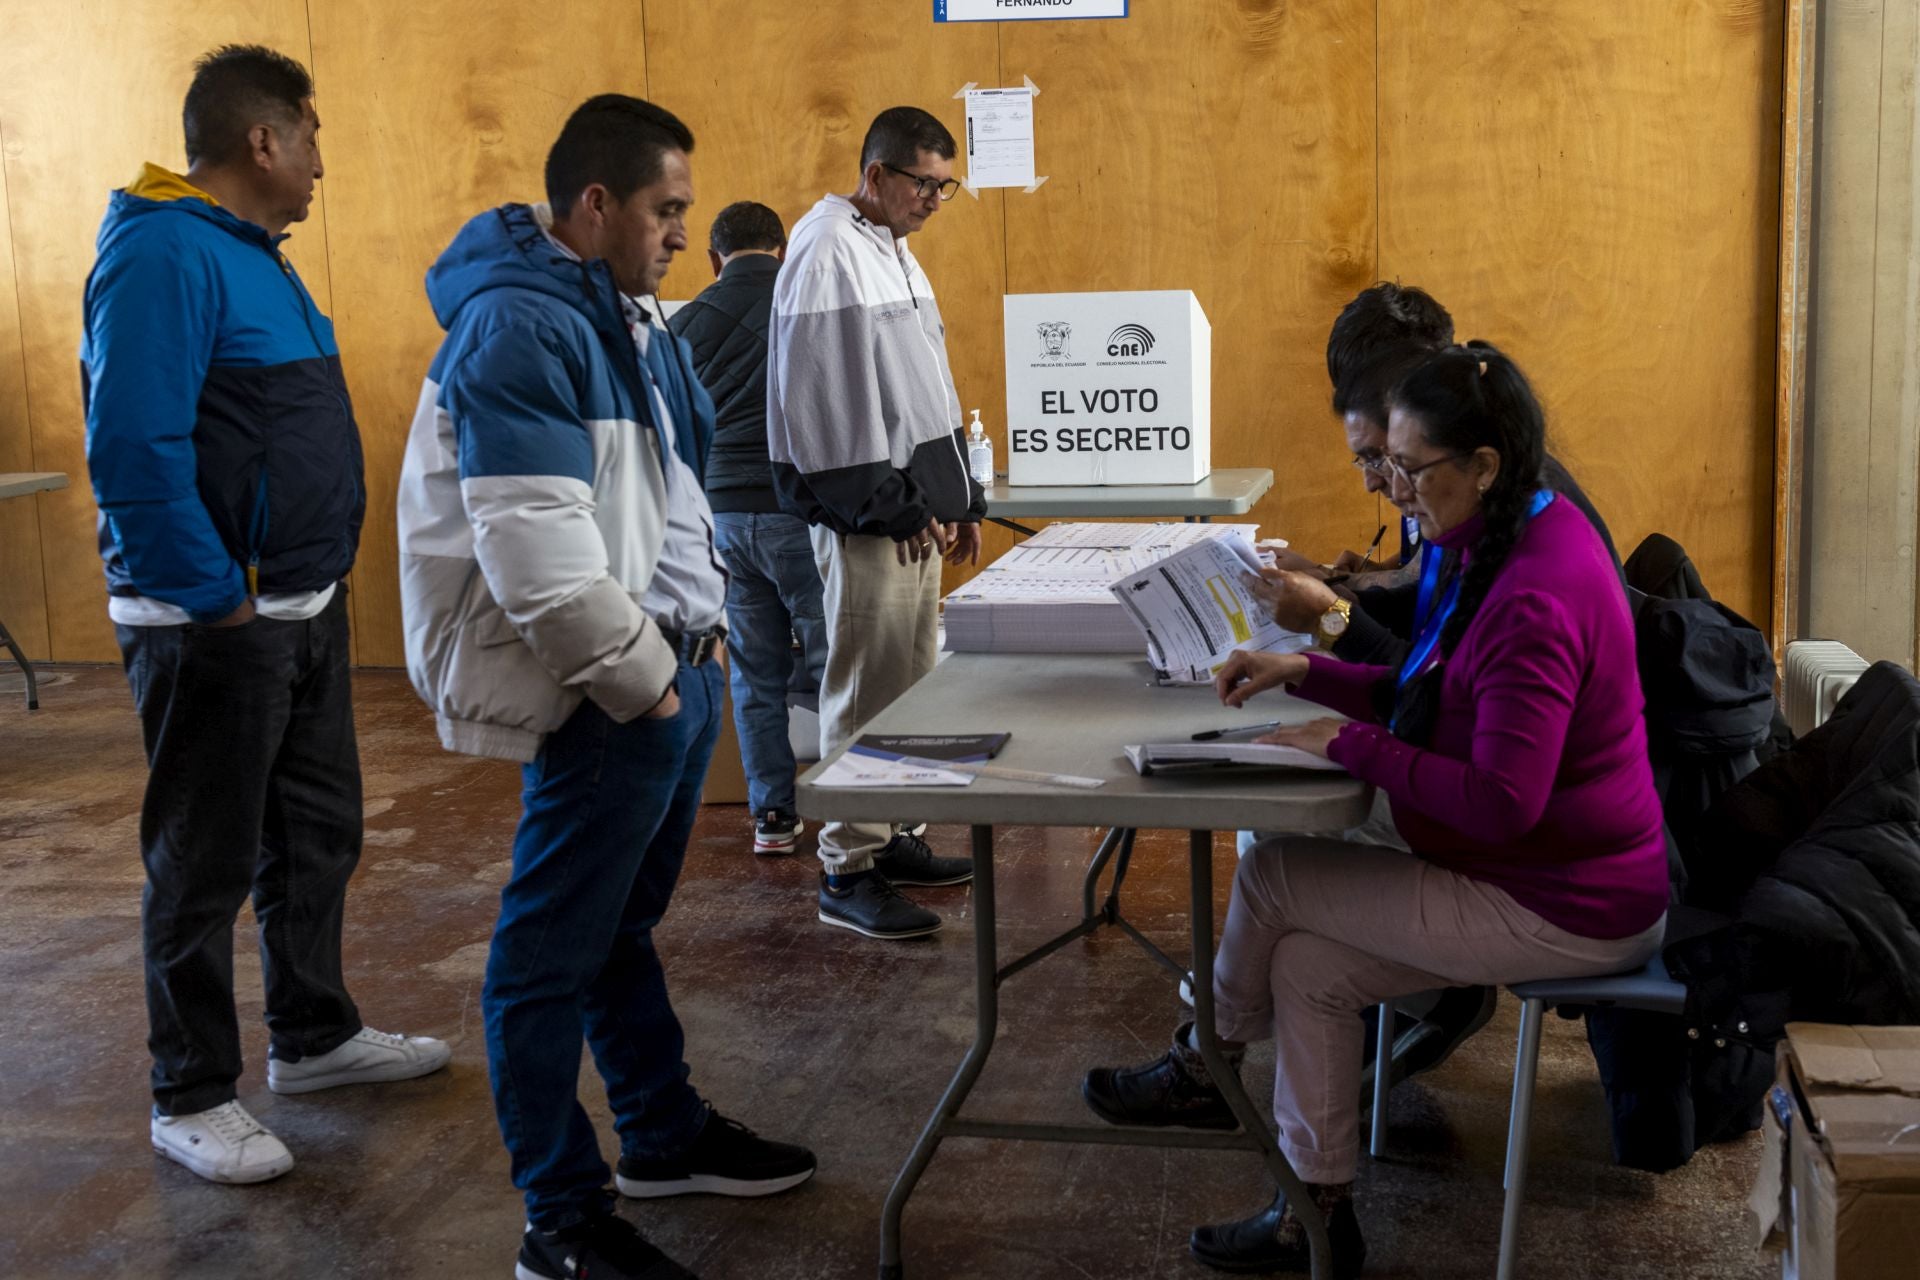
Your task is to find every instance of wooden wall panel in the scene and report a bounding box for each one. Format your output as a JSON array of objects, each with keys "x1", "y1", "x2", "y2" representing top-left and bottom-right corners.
[
  {"x1": 307, "y1": 0, "x2": 650, "y2": 665},
  {"x1": 0, "y1": 136, "x2": 51, "y2": 663},
  {"x1": 645, "y1": 0, "x2": 1007, "y2": 595},
  {"x1": 1000, "y1": 2, "x2": 1380, "y2": 569},
  {"x1": 1378, "y1": 0, "x2": 1784, "y2": 627},
  {"x1": 0, "y1": 2, "x2": 1789, "y2": 662},
  {"x1": 1804, "y1": 0, "x2": 1920, "y2": 666},
  {"x1": 0, "y1": 1, "x2": 327, "y2": 661}
]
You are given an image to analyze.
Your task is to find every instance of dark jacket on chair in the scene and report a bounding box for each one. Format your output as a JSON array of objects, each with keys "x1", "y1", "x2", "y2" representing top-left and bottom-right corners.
[{"x1": 1590, "y1": 660, "x2": 1920, "y2": 1171}]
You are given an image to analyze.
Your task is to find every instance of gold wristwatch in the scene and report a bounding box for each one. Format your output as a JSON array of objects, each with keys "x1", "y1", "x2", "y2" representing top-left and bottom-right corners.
[{"x1": 1314, "y1": 598, "x2": 1353, "y2": 648}]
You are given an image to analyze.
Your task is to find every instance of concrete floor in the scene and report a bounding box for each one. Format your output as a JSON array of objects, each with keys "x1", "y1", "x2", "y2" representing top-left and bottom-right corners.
[{"x1": 0, "y1": 666, "x2": 1776, "y2": 1280}]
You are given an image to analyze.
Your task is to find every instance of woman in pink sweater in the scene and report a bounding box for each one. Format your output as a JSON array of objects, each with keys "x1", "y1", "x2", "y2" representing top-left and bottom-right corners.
[{"x1": 1083, "y1": 343, "x2": 1669, "y2": 1277}]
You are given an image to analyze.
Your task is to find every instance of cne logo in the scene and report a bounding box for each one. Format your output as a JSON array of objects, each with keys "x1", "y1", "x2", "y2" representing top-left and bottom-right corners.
[{"x1": 1106, "y1": 323, "x2": 1156, "y2": 358}]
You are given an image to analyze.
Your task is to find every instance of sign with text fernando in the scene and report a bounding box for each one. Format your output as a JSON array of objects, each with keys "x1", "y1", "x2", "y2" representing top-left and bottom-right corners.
[
  {"x1": 935, "y1": 0, "x2": 1127, "y2": 21},
  {"x1": 1004, "y1": 290, "x2": 1212, "y2": 486}
]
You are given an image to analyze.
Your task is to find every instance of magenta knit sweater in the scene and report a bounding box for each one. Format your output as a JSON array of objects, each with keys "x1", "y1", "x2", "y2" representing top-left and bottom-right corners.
[{"x1": 1299, "y1": 497, "x2": 1669, "y2": 940}]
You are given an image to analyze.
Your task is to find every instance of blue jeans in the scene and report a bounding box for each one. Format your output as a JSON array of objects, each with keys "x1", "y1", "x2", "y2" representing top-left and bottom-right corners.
[
  {"x1": 482, "y1": 660, "x2": 724, "y2": 1230},
  {"x1": 711, "y1": 512, "x2": 827, "y2": 815}
]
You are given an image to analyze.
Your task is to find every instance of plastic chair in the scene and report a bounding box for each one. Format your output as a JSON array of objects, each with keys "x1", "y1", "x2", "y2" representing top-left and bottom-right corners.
[{"x1": 1368, "y1": 953, "x2": 1686, "y2": 1280}]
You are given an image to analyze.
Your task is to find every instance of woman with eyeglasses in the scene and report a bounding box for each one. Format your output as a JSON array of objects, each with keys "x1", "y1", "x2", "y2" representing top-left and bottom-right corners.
[{"x1": 1081, "y1": 342, "x2": 1669, "y2": 1277}]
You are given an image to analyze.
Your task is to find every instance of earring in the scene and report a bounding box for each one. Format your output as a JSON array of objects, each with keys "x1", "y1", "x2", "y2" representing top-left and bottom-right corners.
[{"x1": 1477, "y1": 483, "x2": 1489, "y2": 495}]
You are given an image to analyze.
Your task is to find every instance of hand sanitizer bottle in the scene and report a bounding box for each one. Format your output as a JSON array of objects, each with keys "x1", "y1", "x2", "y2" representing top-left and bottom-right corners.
[{"x1": 967, "y1": 409, "x2": 994, "y2": 486}]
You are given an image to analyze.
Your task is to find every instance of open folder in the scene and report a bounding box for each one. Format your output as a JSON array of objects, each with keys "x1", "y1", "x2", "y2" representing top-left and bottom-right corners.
[{"x1": 1124, "y1": 742, "x2": 1347, "y2": 777}]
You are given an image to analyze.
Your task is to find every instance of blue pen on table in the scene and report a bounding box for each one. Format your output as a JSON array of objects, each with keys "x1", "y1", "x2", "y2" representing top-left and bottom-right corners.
[{"x1": 1191, "y1": 719, "x2": 1288, "y2": 742}]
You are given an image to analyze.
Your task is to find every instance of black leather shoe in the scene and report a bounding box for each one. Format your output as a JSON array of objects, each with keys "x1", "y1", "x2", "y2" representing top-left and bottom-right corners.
[
  {"x1": 1359, "y1": 986, "x2": 1499, "y2": 1114},
  {"x1": 1082, "y1": 1022, "x2": 1240, "y2": 1131},
  {"x1": 1190, "y1": 1188, "x2": 1366, "y2": 1277},
  {"x1": 818, "y1": 872, "x2": 942, "y2": 940},
  {"x1": 1398, "y1": 985, "x2": 1498, "y2": 1079},
  {"x1": 871, "y1": 830, "x2": 973, "y2": 886}
]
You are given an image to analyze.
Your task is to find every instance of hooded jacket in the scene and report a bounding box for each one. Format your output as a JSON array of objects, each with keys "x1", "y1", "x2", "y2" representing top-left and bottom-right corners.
[
  {"x1": 81, "y1": 164, "x2": 364, "y2": 623},
  {"x1": 396, "y1": 203, "x2": 716, "y2": 762},
  {"x1": 766, "y1": 195, "x2": 985, "y2": 537}
]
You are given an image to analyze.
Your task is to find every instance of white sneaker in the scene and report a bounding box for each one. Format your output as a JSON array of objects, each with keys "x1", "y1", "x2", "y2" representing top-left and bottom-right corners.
[
  {"x1": 151, "y1": 1100, "x2": 294, "y2": 1184},
  {"x1": 266, "y1": 1027, "x2": 451, "y2": 1095}
]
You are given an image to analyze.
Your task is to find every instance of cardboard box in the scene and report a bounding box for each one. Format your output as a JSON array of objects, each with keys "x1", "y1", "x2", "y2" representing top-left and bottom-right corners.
[
  {"x1": 1003, "y1": 290, "x2": 1211, "y2": 486},
  {"x1": 1750, "y1": 1023, "x2": 1920, "y2": 1280}
]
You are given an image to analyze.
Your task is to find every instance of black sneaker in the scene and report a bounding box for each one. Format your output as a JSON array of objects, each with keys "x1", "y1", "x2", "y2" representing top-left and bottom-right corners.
[
  {"x1": 516, "y1": 1213, "x2": 695, "y2": 1280},
  {"x1": 1082, "y1": 1021, "x2": 1241, "y2": 1131},
  {"x1": 1190, "y1": 1187, "x2": 1366, "y2": 1278},
  {"x1": 753, "y1": 809, "x2": 802, "y2": 856},
  {"x1": 615, "y1": 1107, "x2": 817, "y2": 1199},
  {"x1": 817, "y1": 871, "x2": 943, "y2": 940},
  {"x1": 871, "y1": 830, "x2": 972, "y2": 887}
]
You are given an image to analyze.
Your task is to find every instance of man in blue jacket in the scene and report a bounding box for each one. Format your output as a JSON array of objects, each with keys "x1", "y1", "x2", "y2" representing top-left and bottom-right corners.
[
  {"x1": 397, "y1": 96, "x2": 815, "y2": 1280},
  {"x1": 81, "y1": 46, "x2": 448, "y2": 1187}
]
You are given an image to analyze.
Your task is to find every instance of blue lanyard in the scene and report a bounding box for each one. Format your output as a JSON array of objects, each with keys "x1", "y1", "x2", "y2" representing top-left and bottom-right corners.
[{"x1": 1391, "y1": 490, "x2": 1555, "y2": 730}]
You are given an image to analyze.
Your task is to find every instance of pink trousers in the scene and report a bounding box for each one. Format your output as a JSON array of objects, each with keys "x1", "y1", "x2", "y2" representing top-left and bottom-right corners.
[{"x1": 1213, "y1": 837, "x2": 1663, "y2": 1184}]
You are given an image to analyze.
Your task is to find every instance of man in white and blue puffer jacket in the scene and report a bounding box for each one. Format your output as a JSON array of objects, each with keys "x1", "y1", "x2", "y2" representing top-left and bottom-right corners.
[{"x1": 397, "y1": 95, "x2": 814, "y2": 1280}]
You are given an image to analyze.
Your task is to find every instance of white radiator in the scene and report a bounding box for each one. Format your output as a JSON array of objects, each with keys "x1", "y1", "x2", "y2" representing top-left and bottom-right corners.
[{"x1": 1782, "y1": 640, "x2": 1871, "y2": 737}]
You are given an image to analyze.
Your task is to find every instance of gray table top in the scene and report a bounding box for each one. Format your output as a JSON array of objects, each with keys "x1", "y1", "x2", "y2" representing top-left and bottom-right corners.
[
  {"x1": 0, "y1": 471, "x2": 68, "y2": 500},
  {"x1": 985, "y1": 467, "x2": 1274, "y2": 518},
  {"x1": 797, "y1": 653, "x2": 1371, "y2": 834}
]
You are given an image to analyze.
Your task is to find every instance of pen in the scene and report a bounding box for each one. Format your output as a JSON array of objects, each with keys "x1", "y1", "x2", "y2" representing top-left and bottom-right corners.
[
  {"x1": 1191, "y1": 719, "x2": 1287, "y2": 741},
  {"x1": 1357, "y1": 523, "x2": 1387, "y2": 570}
]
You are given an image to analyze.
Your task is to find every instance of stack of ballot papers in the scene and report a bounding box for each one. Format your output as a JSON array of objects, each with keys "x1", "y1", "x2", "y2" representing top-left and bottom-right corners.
[
  {"x1": 1109, "y1": 532, "x2": 1314, "y2": 682},
  {"x1": 942, "y1": 522, "x2": 1259, "y2": 654}
]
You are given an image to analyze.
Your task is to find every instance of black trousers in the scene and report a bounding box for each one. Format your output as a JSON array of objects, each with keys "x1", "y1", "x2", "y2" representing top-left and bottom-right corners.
[{"x1": 117, "y1": 590, "x2": 364, "y2": 1115}]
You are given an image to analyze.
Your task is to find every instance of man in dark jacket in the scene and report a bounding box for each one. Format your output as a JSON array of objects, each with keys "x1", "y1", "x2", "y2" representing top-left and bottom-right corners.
[
  {"x1": 669, "y1": 202, "x2": 827, "y2": 857},
  {"x1": 81, "y1": 45, "x2": 446, "y2": 1187}
]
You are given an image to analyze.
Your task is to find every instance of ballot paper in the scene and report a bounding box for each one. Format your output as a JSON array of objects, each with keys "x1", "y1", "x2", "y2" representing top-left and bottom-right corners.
[
  {"x1": 812, "y1": 749, "x2": 975, "y2": 788},
  {"x1": 942, "y1": 523, "x2": 1276, "y2": 655},
  {"x1": 1024, "y1": 522, "x2": 1260, "y2": 551},
  {"x1": 964, "y1": 87, "x2": 1036, "y2": 189},
  {"x1": 1110, "y1": 534, "x2": 1312, "y2": 682}
]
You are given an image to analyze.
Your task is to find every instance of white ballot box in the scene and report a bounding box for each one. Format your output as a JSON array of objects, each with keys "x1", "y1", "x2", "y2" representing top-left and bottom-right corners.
[{"x1": 1004, "y1": 289, "x2": 1212, "y2": 486}]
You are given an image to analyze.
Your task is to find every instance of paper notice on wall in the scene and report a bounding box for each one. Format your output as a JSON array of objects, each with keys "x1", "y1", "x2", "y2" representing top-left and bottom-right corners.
[
  {"x1": 936, "y1": 0, "x2": 1128, "y2": 20},
  {"x1": 1110, "y1": 534, "x2": 1312, "y2": 682},
  {"x1": 964, "y1": 87, "x2": 1036, "y2": 189}
]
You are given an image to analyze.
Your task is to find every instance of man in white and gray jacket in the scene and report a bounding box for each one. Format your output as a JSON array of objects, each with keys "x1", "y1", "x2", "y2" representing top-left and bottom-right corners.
[
  {"x1": 768, "y1": 106, "x2": 987, "y2": 941},
  {"x1": 398, "y1": 95, "x2": 813, "y2": 1280}
]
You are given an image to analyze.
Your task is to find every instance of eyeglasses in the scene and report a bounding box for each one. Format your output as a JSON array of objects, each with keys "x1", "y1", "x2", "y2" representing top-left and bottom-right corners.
[
  {"x1": 1350, "y1": 453, "x2": 1392, "y2": 478},
  {"x1": 883, "y1": 163, "x2": 960, "y2": 202},
  {"x1": 1385, "y1": 452, "x2": 1469, "y2": 489}
]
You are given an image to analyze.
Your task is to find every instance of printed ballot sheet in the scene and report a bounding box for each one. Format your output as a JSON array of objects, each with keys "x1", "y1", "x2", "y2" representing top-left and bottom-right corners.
[
  {"x1": 812, "y1": 749, "x2": 974, "y2": 789},
  {"x1": 1110, "y1": 534, "x2": 1311, "y2": 682},
  {"x1": 964, "y1": 87, "x2": 1036, "y2": 189}
]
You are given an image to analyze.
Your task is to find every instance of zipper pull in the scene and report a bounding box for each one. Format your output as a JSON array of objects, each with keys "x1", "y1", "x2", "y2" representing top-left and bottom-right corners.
[{"x1": 246, "y1": 561, "x2": 259, "y2": 595}]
